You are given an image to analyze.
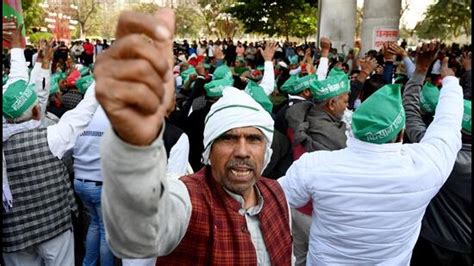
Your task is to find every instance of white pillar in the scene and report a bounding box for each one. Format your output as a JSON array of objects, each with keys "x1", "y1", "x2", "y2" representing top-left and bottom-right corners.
[
  {"x1": 319, "y1": 0, "x2": 357, "y2": 52},
  {"x1": 360, "y1": 0, "x2": 402, "y2": 55}
]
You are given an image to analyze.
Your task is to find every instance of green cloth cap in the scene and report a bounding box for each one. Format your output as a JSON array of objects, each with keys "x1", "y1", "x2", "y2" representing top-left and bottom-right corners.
[
  {"x1": 212, "y1": 64, "x2": 233, "y2": 80},
  {"x1": 180, "y1": 67, "x2": 197, "y2": 84},
  {"x1": 234, "y1": 66, "x2": 249, "y2": 76},
  {"x1": 79, "y1": 66, "x2": 90, "y2": 77},
  {"x1": 281, "y1": 74, "x2": 318, "y2": 95},
  {"x1": 76, "y1": 75, "x2": 94, "y2": 94},
  {"x1": 256, "y1": 66, "x2": 265, "y2": 71},
  {"x1": 3, "y1": 80, "x2": 38, "y2": 119},
  {"x1": 281, "y1": 74, "x2": 299, "y2": 94},
  {"x1": 288, "y1": 55, "x2": 299, "y2": 65},
  {"x1": 310, "y1": 67, "x2": 349, "y2": 101},
  {"x1": 204, "y1": 77, "x2": 234, "y2": 98},
  {"x1": 352, "y1": 84, "x2": 405, "y2": 144},
  {"x1": 3, "y1": 74, "x2": 8, "y2": 85},
  {"x1": 235, "y1": 56, "x2": 246, "y2": 64},
  {"x1": 50, "y1": 72, "x2": 67, "y2": 95},
  {"x1": 420, "y1": 82, "x2": 440, "y2": 114},
  {"x1": 462, "y1": 100, "x2": 471, "y2": 134},
  {"x1": 245, "y1": 80, "x2": 273, "y2": 113}
]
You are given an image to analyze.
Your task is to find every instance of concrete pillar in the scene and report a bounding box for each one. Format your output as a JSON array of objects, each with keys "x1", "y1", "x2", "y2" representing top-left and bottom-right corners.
[
  {"x1": 360, "y1": 0, "x2": 402, "y2": 55},
  {"x1": 318, "y1": 0, "x2": 357, "y2": 52}
]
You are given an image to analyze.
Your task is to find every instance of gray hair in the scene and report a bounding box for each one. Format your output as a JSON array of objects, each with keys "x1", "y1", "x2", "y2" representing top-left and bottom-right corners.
[{"x1": 5, "y1": 99, "x2": 39, "y2": 124}]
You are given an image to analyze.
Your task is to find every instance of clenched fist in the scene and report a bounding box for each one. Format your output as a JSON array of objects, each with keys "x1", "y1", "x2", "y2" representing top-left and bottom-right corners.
[{"x1": 94, "y1": 9, "x2": 176, "y2": 146}]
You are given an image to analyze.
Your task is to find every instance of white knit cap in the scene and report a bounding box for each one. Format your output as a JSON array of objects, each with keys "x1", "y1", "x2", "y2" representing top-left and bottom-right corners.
[{"x1": 202, "y1": 87, "x2": 274, "y2": 172}]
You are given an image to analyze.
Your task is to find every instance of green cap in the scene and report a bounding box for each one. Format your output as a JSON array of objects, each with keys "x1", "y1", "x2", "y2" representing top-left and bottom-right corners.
[
  {"x1": 204, "y1": 78, "x2": 234, "y2": 98},
  {"x1": 419, "y1": 82, "x2": 440, "y2": 114},
  {"x1": 212, "y1": 64, "x2": 233, "y2": 80},
  {"x1": 289, "y1": 55, "x2": 299, "y2": 65},
  {"x1": 281, "y1": 74, "x2": 318, "y2": 95},
  {"x1": 235, "y1": 56, "x2": 246, "y2": 64},
  {"x1": 79, "y1": 66, "x2": 90, "y2": 77},
  {"x1": 245, "y1": 80, "x2": 273, "y2": 113},
  {"x1": 3, "y1": 74, "x2": 8, "y2": 85},
  {"x1": 256, "y1": 65, "x2": 265, "y2": 71},
  {"x1": 462, "y1": 99, "x2": 471, "y2": 134},
  {"x1": 49, "y1": 72, "x2": 67, "y2": 95},
  {"x1": 180, "y1": 67, "x2": 197, "y2": 84},
  {"x1": 3, "y1": 80, "x2": 38, "y2": 119},
  {"x1": 310, "y1": 67, "x2": 350, "y2": 101},
  {"x1": 76, "y1": 75, "x2": 94, "y2": 94},
  {"x1": 352, "y1": 84, "x2": 405, "y2": 144}
]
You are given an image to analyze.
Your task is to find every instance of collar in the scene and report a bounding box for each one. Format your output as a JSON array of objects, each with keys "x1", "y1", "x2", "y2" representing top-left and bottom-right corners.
[
  {"x1": 224, "y1": 186, "x2": 264, "y2": 216},
  {"x1": 346, "y1": 136, "x2": 403, "y2": 154}
]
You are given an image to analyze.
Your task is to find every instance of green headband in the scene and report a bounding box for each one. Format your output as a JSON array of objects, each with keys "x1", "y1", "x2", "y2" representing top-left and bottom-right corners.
[
  {"x1": 49, "y1": 72, "x2": 67, "y2": 95},
  {"x1": 180, "y1": 67, "x2": 197, "y2": 84},
  {"x1": 76, "y1": 75, "x2": 94, "y2": 94},
  {"x1": 245, "y1": 80, "x2": 273, "y2": 113},
  {"x1": 288, "y1": 55, "x2": 299, "y2": 65},
  {"x1": 352, "y1": 84, "x2": 405, "y2": 144},
  {"x1": 204, "y1": 77, "x2": 234, "y2": 98},
  {"x1": 420, "y1": 82, "x2": 440, "y2": 114},
  {"x1": 212, "y1": 64, "x2": 233, "y2": 80},
  {"x1": 281, "y1": 74, "x2": 318, "y2": 95},
  {"x1": 3, "y1": 80, "x2": 38, "y2": 119},
  {"x1": 310, "y1": 67, "x2": 349, "y2": 101},
  {"x1": 462, "y1": 99, "x2": 471, "y2": 134}
]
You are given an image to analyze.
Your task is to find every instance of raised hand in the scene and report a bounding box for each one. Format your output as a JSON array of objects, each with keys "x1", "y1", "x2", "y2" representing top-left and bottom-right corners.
[
  {"x1": 259, "y1": 41, "x2": 276, "y2": 62},
  {"x1": 440, "y1": 57, "x2": 455, "y2": 78},
  {"x1": 94, "y1": 9, "x2": 176, "y2": 146},
  {"x1": 387, "y1": 42, "x2": 408, "y2": 58},
  {"x1": 320, "y1": 37, "x2": 331, "y2": 57},
  {"x1": 415, "y1": 42, "x2": 440, "y2": 74},
  {"x1": 3, "y1": 16, "x2": 24, "y2": 48},
  {"x1": 383, "y1": 41, "x2": 396, "y2": 61},
  {"x1": 359, "y1": 56, "x2": 378, "y2": 76}
]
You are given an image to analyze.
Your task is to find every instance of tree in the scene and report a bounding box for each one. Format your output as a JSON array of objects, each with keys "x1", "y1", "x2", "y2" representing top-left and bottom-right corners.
[
  {"x1": 22, "y1": 0, "x2": 45, "y2": 34},
  {"x1": 226, "y1": 0, "x2": 318, "y2": 40},
  {"x1": 415, "y1": 0, "x2": 471, "y2": 40},
  {"x1": 198, "y1": 0, "x2": 241, "y2": 39},
  {"x1": 175, "y1": 6, "x2": 204, "y2": 39},
  {"x1": 71, "y1": 0, "x2": 102, "y2": 38}
]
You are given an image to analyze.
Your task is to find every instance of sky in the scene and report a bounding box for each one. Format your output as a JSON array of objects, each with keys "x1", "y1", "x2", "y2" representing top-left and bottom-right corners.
[{"x1": 356, "y1": 0, "x2": 437, "y2": 29}]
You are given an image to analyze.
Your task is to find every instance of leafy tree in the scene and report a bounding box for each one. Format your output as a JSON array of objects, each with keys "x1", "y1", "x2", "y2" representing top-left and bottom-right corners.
[
  {"x1": 130, "y1": 3, "x2": 159, "y2": 13},
  {"x1": 415, "y1": 0, "x2": 471, "y2": 40},
  {"x1": 28, "y1": 31, "x2": 53, "y2": 45},
  {"x1": 175, "y1": 6, "x2": 203, "y2": 38},
  {"x1": 22, "y1": 0, "x2": 45, "y2": 34},
  {"x1": 226, "y1": 0, "x2": 318, "y2": 40},
  {"x1": 71, "y1": 0, "x2": 102, "y2": 38},
  {"x1": 198, "y1": 0, "x2": 241, "y2": 39}
]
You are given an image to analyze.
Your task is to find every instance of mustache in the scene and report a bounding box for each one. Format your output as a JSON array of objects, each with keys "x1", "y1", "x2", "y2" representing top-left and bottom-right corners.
[{"x1": 225, "y1": 159, "x2": 256, "y2": 171}]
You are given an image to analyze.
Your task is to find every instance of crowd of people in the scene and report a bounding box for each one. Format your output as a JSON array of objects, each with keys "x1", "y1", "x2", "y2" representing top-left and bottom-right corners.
[{"x1": 2, "y1": 9, "x2": 472, "y2": 266}]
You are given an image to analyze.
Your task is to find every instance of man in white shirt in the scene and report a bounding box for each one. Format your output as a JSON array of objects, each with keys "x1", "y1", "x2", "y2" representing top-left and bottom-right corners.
[{"x1": 279, "y1": 43, "x2": 464, "y2": 265}]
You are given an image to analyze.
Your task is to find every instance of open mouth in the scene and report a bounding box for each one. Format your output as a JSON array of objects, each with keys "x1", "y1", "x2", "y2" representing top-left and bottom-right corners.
[{"x1": 230, "y1": 169, "x2": 252, "y2": 176}]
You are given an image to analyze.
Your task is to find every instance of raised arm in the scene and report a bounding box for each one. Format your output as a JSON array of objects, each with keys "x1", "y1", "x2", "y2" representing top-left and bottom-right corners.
[
  {"x1": 259, "y1": 41, "x2": 276, "y2": 96},
  {"x1": 402, "y1": 43, "x2": 437, "y2": 143},
  {"x1": 95, "y1": 10, "x2": 191, "y2": 258},
  {"x1": 3, "y1": 18, "x2": 28, "y2": 87},
  {"x1": 316, "y1": 37, "x2": 331, "y2": 80},
  {"x1": 416, "y1": 43, "x2": 463, "y2": 180}
]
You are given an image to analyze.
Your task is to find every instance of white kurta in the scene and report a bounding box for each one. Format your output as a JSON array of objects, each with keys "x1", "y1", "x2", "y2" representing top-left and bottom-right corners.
[{"x1": 279, "y1": 76, "x2": 463, "y2": 265}]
